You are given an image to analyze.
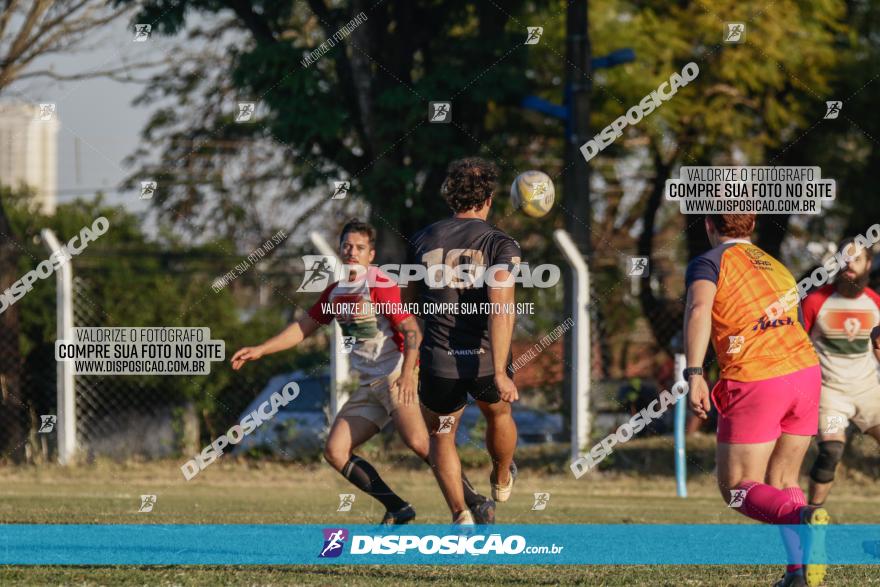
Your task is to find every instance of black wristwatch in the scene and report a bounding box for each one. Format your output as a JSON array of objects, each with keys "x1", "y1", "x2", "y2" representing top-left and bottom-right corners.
[{"x1": 682, "y1": 367, "x2": 704, "y2": 380}]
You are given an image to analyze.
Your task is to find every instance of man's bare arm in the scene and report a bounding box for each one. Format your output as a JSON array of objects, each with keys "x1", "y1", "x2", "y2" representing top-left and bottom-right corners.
[
  {"x1": 396, "y1": 316, "x2": 422, "y2": 376},
  {"x1": 683, "y1": 279, "x2": 717, "y2": 419},
  {"x1": 261, "y1": 314, "x2": 322, "y2": 355},
  {"x1": 488, "y1": 270, "x2": 518, "y2": 401},
  {"x1": 684, "y1": 280, "x2": 717, "y2": 368},
  {"x1": 231, "y1": 314, "x2": 322, "y2": 370},
  {"x1": 393, "y1": 315, "x2": 422, "y2": 405}
]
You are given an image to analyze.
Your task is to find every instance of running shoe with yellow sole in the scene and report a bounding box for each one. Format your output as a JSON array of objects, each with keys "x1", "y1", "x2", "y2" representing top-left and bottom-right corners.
[{"x1": 800, "y1": 505, "x2": 830, "y2": 587}]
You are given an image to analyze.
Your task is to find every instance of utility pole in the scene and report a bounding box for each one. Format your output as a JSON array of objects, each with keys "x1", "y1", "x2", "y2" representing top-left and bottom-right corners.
[{"x1": 561, "y1": 0, "x2": 592, "y2": 442}]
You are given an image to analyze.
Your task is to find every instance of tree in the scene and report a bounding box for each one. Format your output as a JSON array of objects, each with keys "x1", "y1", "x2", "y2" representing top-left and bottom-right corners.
[
  {"x1": 585, "y1": 0, "x2": 848, "y2": 352},
  {"x1": 0, "y1": 194, "x2": 26, "y2": 461},
  {"x1": 0, "y1": 0, "x2": 133, "y2": 462},
  {"x1": 118, "y1": 0, "x2": 561, "y2": 260},
  {"x1": 4, "y1": 189, "x2": 329, "y2": 459}
]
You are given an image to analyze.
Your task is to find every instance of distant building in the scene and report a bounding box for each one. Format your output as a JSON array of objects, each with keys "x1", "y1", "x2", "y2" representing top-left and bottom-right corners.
[{"x1": 0, "y1": 102, "x2": 58, "y2": 214}]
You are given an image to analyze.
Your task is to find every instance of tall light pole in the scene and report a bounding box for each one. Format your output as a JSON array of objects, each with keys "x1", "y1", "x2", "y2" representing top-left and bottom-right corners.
[
  {"x1": 521, "y1": 5, "x2": 633, "y2": 446},
  {"x1": 562, "y1": 0, "x2": 591, "y2": 443}
]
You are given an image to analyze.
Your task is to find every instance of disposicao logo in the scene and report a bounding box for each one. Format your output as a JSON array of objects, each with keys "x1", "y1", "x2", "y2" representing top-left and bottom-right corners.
[{"x1": 319, "y1": 528, "x2": 349, "y2": 558}]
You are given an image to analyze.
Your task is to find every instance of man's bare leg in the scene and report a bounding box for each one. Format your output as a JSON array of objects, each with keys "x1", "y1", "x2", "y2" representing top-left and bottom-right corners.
[
  {"x1": 421, "y1": 404, "x2": 467, "y2": 518},
  {"x1": 394, "y1": 401, "x2": 489, "y2": 517},
  {"x1": 477, "y1": 399, "x2": 517, "y2": 485},
  {"x1": 391, "y1": 402, "x2": 430, "y2": 460},
  {"x1": 716, "y1": 440, "x2": 775, "y2": 504},
  {"x1": 324, "y1": 415, "x2": 409, "y2": 515},
  {"x1": 767, "y1": 433, "x2": 812, "y2": 490},
  {"x1": 323, "y1": 415, "x2": 380, "y2": 473}
]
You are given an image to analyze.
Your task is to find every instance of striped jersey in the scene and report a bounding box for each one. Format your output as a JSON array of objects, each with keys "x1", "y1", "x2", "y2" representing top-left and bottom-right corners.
[
  {"x1": 685, "y1": 239, "x2": 818, "y2": 381},
  {"x1": 307, "y1": 266, "x2": 411, "y2": 382},
  {"x1": 802, "y1": 284, "x2": 880, "y2": 386}
]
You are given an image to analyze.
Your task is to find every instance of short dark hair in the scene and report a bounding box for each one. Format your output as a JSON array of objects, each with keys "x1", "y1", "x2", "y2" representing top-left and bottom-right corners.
[
  {"x1": 839, "y1": 236, "x2": 874, "y2": 260},
  {"x1": 340, "y1": 218, "x2": 376, "y2": 247},
  {"x1": 441, "y1": 157, "x2": 499, "y2": 213},
  {"x1": 706, "y1": 214, "x2": 756, "y2": 239}
]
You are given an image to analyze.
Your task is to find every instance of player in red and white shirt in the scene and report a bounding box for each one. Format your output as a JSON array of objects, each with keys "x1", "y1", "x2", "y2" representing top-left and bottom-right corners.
[
  {"x1": 231, "y1": 219, "x2": 493, "y2": 524},
  {"x1": 803, "y1": 238, "x2": 880, "y2": 506}
]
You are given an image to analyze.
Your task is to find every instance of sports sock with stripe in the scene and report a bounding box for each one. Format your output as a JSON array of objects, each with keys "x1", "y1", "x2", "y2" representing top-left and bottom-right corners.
[
  {"x1": 341, "y1": 455, "x2": 407, "y2": 512},
  {"x1": 733, "y1": 481, "x2": 802, "y2": 525}
]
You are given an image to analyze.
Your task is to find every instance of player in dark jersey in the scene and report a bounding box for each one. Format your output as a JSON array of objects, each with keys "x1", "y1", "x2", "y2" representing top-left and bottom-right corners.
[
  {"x1": 231, "y1": 219, "x2": 494, "y2": 525},
  {"x1": 410, "y1": 157, "x2": 520, "y2": 524}
]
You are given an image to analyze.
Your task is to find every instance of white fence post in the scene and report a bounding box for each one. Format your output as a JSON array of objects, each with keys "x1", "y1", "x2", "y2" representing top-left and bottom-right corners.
[
  {"x1": 553, "y1": 229, "x2": 591, "y2": 462},
  {"x1": 40, "y1": 229, "x2": 75, "y2": 465},
  {"x1": 308, "y1": 231, "x2": 350, "y2": 417}
]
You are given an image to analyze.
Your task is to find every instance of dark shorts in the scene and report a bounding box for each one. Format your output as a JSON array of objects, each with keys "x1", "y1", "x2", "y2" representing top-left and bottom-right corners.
[{"x1": 418, "y1": 372, "x2": 501, "y2": 414}]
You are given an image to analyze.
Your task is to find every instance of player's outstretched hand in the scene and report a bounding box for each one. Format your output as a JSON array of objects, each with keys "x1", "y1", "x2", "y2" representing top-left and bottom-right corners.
[
  {"x1": 394, "y1": 372, "x2": 417, "y2": 406},
  {"x1": 687, "y1": 375, "x2": 711, "y2": 420},
  {"x1": 231, "y1": 346, "x2": 264, "y2": 370},
  {"x1": 495, "y1": 373, "x2": 519, "y2": 403}
]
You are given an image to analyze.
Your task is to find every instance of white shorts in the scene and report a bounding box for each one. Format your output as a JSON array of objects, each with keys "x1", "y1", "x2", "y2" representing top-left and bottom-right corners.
[
  {"x1": 335, "y1": 371, "x2": 404, "y2": 429},
  {"x1": 819, "y1": 377, "x2": 880, "y2": 434}
]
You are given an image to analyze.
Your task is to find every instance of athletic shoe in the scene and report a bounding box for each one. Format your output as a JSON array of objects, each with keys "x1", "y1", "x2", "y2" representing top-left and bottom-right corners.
[
  {"x1": 380, "y1": 503, "x2": 416, "y2": 525},
  {"x1": 469, "y1": 496, "x2": 496, "y2": 524},
  {"x1": 490, "y1": 461, "x2": 517, "y2": 502},
  {"x1": 453, "y1": 509, "x2": 475, "y2": 525},
  {"x1": 773, "y1": 570, "x2": 807, "y2": 587},
  {"x1": 800, "y1": 505, "x2": 830, "y2": 587}
]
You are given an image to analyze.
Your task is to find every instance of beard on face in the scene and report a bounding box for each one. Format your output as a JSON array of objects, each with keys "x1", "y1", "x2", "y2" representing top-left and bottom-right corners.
[{"x1": 836, "y1": 264, "x2": 870, "y2": 297}]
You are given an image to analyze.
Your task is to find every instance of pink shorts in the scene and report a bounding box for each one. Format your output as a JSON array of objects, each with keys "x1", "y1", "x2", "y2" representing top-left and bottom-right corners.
[{"x1": 712, "y1": 364, "x2": 821, "y2": 444}]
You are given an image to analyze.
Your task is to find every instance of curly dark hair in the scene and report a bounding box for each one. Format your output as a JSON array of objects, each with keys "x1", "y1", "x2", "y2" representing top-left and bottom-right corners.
[{"x1": 441, "y1": 157, "x2": 499, "y2": 213}]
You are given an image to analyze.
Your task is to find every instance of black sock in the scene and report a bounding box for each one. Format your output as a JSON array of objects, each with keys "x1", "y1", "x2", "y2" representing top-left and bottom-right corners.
[
  {"x1": 342, "y1": 455, "x2": 407, "y2": 512},
  {"x1": 422, "y1": 457, "x2": 483, "y2": 507}
]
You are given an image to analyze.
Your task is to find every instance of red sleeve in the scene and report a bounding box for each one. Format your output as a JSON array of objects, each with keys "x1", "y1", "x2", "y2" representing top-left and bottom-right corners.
[
  {"x1": 370, "y1": 278, "x2": 412, "y2": 328},
  {"x1": 306, "y1": 283, "x2": 337, "y2": 325},
  {"x1": 801, "y1": 284, "x2": 834, "y2": 334},
  {"x1": 865, "y1": 287, "x2": 880, "y2": 310}
]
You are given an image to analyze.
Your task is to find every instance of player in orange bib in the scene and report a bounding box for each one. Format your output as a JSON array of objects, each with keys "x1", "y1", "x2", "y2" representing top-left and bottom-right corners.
[{"x1": 683, "y1": 214, "x2": 827, "y2": 587}]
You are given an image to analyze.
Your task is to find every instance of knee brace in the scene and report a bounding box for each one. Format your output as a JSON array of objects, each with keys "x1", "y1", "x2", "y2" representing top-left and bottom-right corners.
[{"x1": 810, "y1": 440, "x2": 845, "y2": 483}]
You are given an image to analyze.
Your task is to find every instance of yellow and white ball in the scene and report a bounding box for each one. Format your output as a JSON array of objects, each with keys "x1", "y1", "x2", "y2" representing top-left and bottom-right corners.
[{"x1": 510, "y1": 170, "x2": 555, "y2": 218}]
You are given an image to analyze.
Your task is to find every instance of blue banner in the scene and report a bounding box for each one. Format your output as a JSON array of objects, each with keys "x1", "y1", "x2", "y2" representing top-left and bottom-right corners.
[{"x1": 2, "y1": 524, "x2": 879, "y2": 565}]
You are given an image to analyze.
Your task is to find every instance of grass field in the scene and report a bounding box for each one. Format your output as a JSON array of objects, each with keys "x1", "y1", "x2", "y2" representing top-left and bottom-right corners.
[{"x1": 1, "y1": 436, "x2": 878, "y2": 586}]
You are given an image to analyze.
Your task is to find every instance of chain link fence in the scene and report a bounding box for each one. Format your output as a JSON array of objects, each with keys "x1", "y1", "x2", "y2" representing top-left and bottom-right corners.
[
  {"x1": 47, "y1": 244, "x2": 876, "y2": 466},
  {"x1": 0, "y1": 225, "x2": 332, "y2": 464},
  {"x1": 72, "y1": 276, "x2": 183, "y2": 459},
  {"x1": 66, "y1": 264, "x2": 332, "y2": 462},
  {"x1": 1, "y1": 229, "x2": 704, "y2": 465},
  {"x1": 589, "y1": 271, "x2": 691, "y2": 440}
]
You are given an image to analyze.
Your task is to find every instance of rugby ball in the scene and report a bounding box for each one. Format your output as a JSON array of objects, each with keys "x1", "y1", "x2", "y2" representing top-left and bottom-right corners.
[{"x1": 510, "y1": 170, "x2": 555, "y2": 218}]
